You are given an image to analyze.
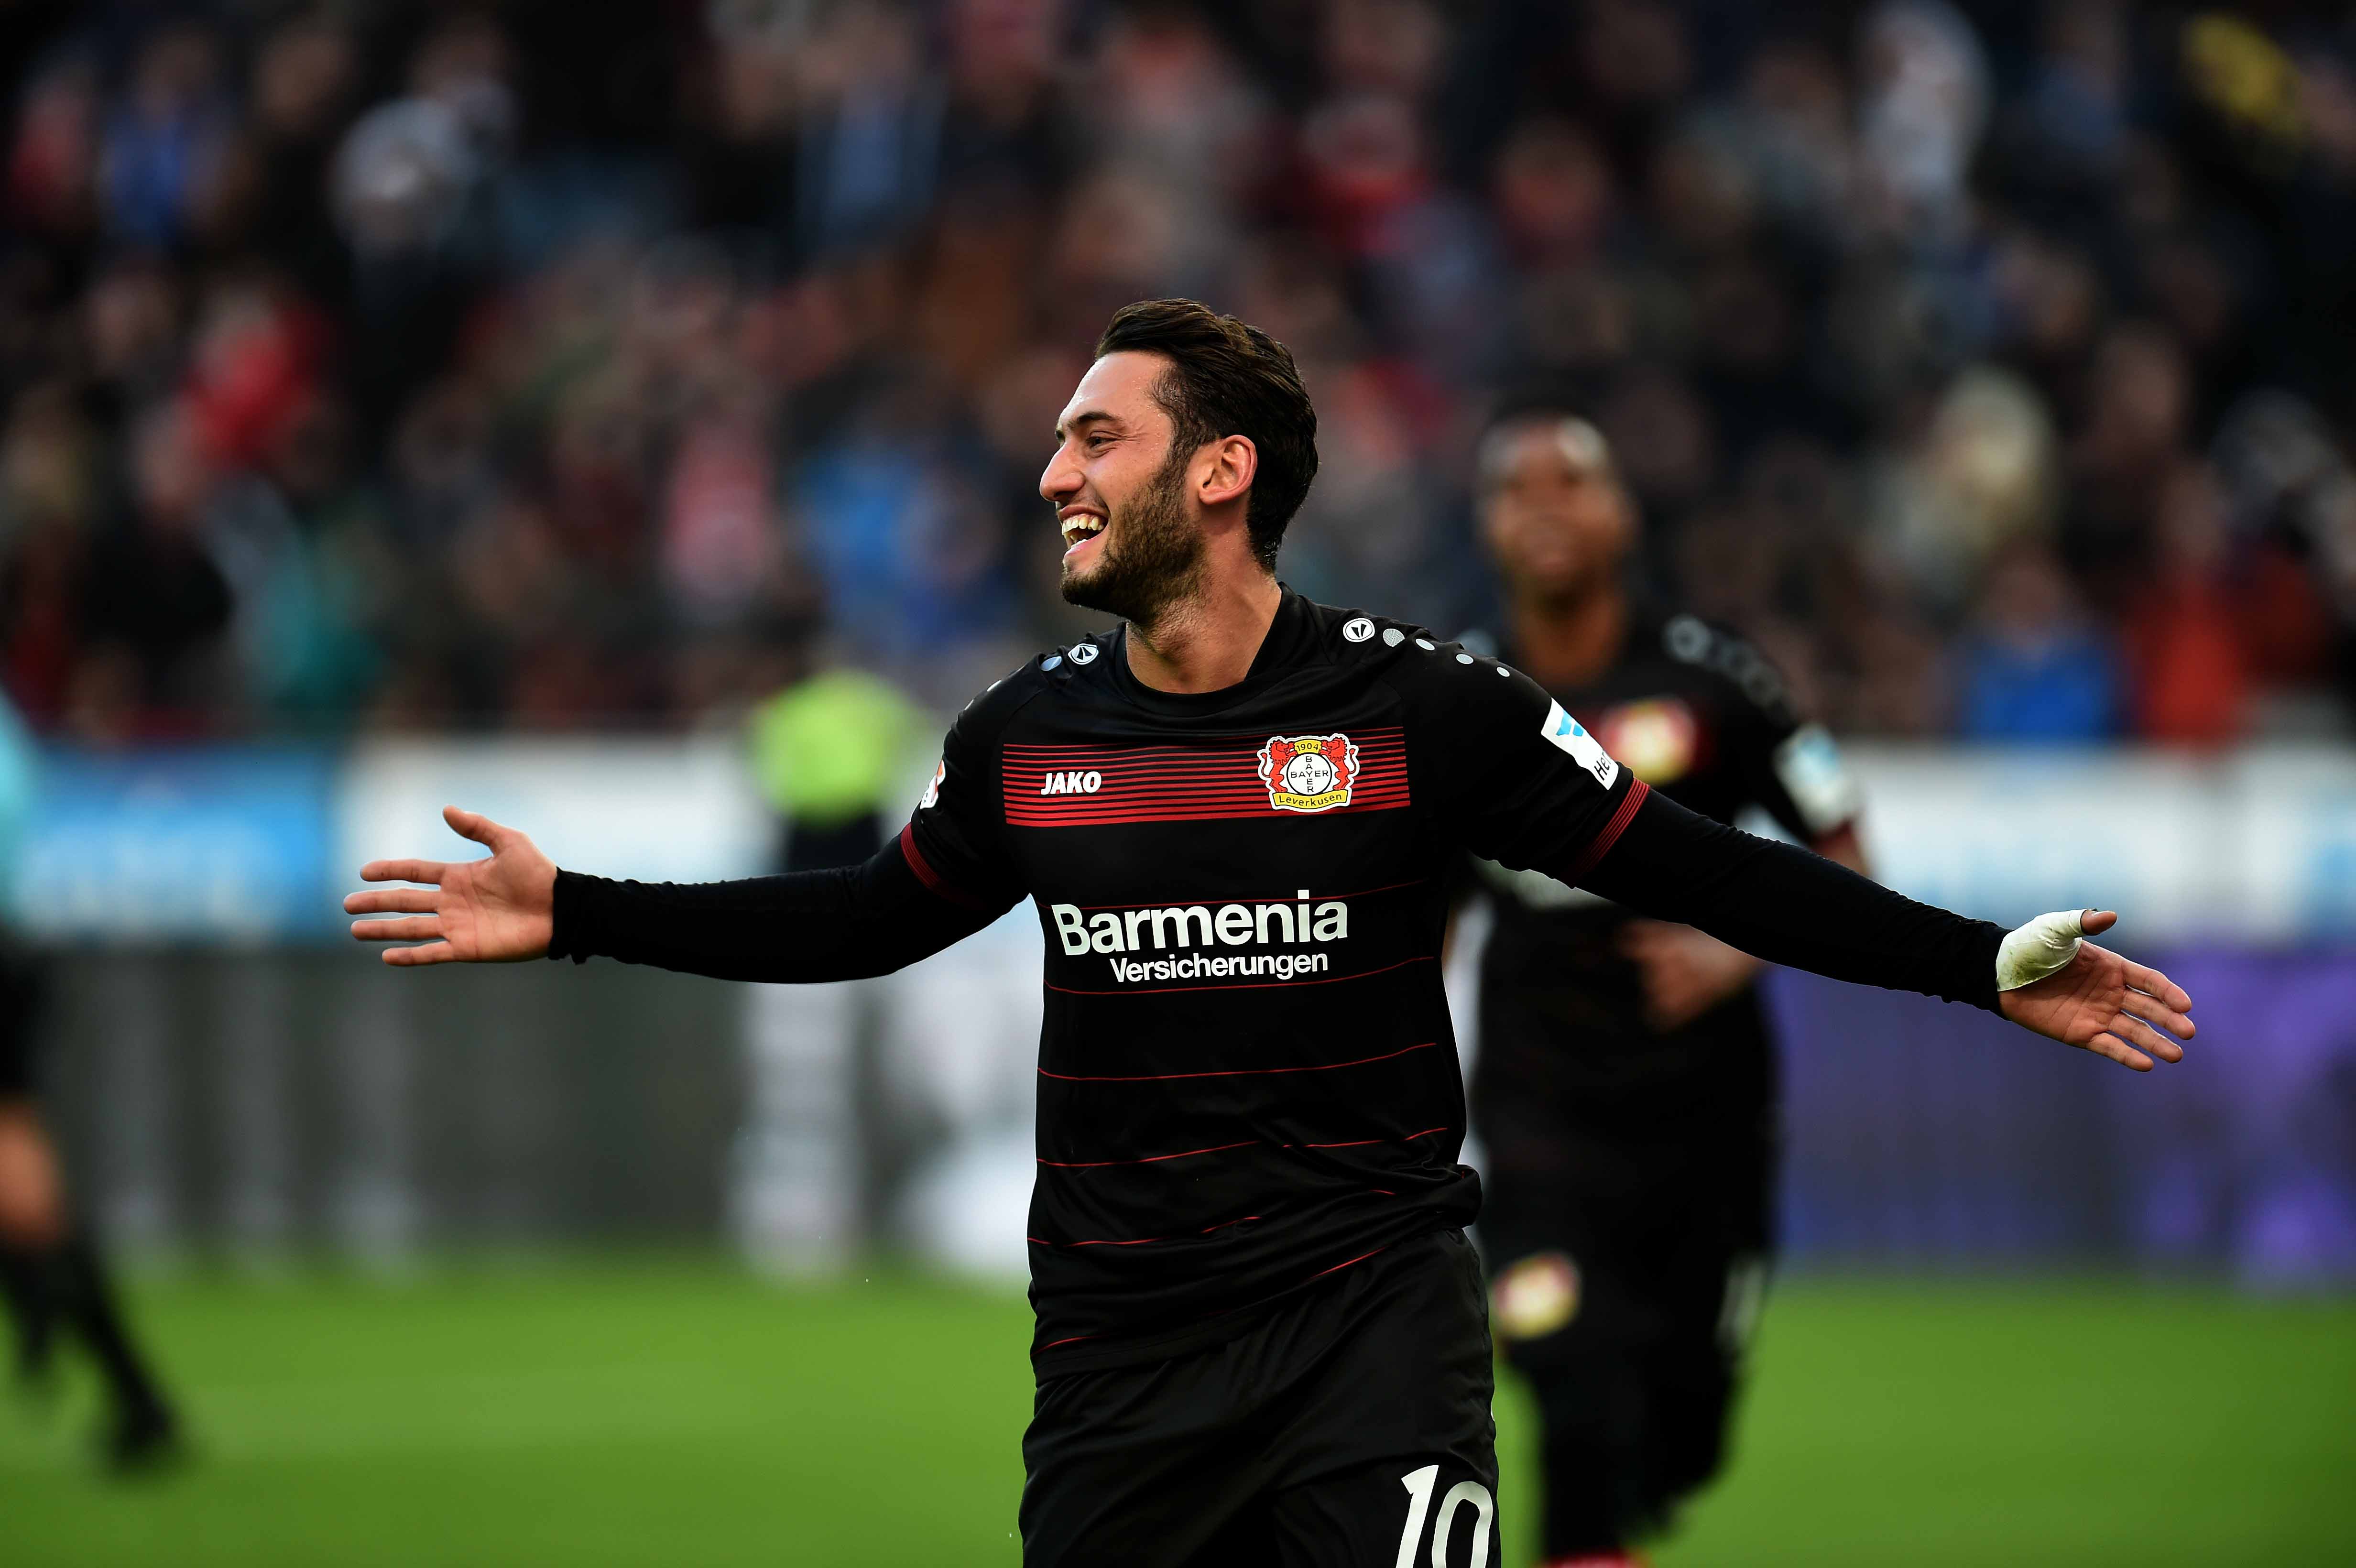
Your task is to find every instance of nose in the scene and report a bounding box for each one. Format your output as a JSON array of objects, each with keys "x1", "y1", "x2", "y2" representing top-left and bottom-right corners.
[{"x1": 1040, "y1": 442, "x2": 1082, "y2": 505}]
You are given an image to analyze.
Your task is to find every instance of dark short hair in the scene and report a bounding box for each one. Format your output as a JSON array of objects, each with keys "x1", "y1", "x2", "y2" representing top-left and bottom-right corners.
[
  {"x1": 1095, "y1": 299, "x2": 1318, "y2": 570},
  {"x1": 1474, "y1": 385, "x2": 1616, "y2": 493}
]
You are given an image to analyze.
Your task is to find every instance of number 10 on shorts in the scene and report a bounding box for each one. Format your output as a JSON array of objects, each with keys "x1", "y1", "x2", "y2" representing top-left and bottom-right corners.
[{"x1": 1394, "y1": 1465, "x2": 1495, "y2": 1567}]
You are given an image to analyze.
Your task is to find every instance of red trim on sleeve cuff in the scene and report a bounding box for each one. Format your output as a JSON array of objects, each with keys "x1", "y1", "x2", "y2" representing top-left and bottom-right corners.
[
  {"x1": 897, "y1": 822, "x2": 994, "y2": 911},
  {"x1": 1559, "y1": 777, "x2": 1650, "y2": 884}
]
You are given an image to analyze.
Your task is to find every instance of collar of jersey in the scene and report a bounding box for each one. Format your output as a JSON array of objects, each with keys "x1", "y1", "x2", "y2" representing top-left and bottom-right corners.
[{"x1": 1104, "y1": 585, "x2": 1322, "y2": 717}]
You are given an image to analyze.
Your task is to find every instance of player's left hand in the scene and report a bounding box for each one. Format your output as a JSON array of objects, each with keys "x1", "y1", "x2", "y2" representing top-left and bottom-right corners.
[
  {"x1": 1620, "y1": 920, "x2": 1763, "y2": 1033},
  {"x1": 1995, "y1": 910, "x2": 2194, "y2": 1071}
]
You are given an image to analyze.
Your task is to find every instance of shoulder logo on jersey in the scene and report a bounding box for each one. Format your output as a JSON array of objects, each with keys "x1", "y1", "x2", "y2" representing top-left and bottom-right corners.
[
  {"x1": 918, "y1": 760, "x2": 944, "y2": 810},
  {"x1": 1772, "y1": 723, "x2": 1860, "y2": 835},
  {"x1": 1539, "y1": 700, "x2": 1620, "y2": 789},
  {"x1": 1595, "y1": 698, "x2": 1698, "y2": 784},
  {"x1": 1067, "y1": 642, "x2": 1099, "y2": 665},
  {"x1": 1342, "y1": 615, "x2": 1374, "y2": 642},
  {"x1": 1257, "y1": 733, "x2": 1361, "y2": 813}
]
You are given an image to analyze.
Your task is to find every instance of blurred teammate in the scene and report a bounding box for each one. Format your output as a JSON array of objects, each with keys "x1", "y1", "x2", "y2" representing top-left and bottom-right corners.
[
  {"x1": 347, "y1": 300, "x2": 2193, "y2": 1568},
  {"x1": 1461, "y1": 406, "x2": 1863, "y2": 1565},
  {"x1": 0, "y1": 696, "x2": 179, "y2": 1470}
]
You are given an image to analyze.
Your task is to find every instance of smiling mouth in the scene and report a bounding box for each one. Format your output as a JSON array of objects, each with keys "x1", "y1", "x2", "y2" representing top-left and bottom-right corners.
[{"x1": 1059, "y1": 512, "x2": 1106, "y2": 549}]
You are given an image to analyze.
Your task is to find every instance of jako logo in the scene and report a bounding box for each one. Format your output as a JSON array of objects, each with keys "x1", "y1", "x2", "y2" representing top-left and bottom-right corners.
[{"x1": 1039, "y1": 770, "x2": 1102, "y2": 796}]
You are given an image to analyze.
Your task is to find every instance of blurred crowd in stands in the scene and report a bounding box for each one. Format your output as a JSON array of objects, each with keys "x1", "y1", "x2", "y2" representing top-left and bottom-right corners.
[{"x1": 4, "y1": 0, "x2": 2356, "y2": 744}]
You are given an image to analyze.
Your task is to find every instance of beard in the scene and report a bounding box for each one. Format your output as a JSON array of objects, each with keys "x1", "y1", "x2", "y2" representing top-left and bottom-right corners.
[{"x1": 1058, "y1": 447, "x2": 1206, "y2": 629}]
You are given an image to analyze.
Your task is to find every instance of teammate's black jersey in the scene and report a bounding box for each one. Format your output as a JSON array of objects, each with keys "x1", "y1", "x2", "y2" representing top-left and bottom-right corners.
[
  {"x1": 1465, "y1": 608, "x2": 1861, "y2": 1122},
  {"x1": 904, "y1": 590, "x2": 1645, "y2": 1372}
]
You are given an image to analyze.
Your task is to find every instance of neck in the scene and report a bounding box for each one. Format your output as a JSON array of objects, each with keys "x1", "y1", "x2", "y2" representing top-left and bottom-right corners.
[
  {"x1": 1125, "y1": 569, "x2": 1284, "y2": 694},
  {"x1": 1507, "y1": 576, "x2": 1627, "y2": 689}
]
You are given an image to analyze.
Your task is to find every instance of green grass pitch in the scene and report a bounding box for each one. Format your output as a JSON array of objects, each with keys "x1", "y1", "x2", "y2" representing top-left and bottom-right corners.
[{"x1": 2, "y1": 1259, "x2": 2349, "y2": 1565}]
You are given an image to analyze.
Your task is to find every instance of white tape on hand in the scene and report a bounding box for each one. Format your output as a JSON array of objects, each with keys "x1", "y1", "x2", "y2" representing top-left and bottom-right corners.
[{"x1": 1996, "y1": 909, "x2": 2089, "y2": 991}]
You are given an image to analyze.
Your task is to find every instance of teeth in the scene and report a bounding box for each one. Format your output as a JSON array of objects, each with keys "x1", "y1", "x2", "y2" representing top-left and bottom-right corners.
[{"x1": 1061, "y1": 514, "x2": 1106, "y2": 544}]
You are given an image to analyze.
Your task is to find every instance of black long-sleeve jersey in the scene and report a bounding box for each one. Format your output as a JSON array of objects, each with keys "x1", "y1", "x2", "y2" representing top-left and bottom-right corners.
[
  {"x1": 1465, "y1": 608, "x2": 1863, "y2": 1129},
  {"x1": 553, "y1": 591, "x2": 2005, "y2": 1375}
]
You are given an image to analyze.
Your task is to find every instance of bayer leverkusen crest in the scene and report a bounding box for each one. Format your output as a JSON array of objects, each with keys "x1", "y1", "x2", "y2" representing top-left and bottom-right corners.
[{"x1": 1257, "y1": 732, "x2": 1361, "y2": 813}]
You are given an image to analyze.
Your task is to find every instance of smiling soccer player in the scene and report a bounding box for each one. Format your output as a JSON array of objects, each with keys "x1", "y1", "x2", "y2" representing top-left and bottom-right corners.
[{"x1": 348, "y1": 299, "x2": 2195, "y2": 1568}]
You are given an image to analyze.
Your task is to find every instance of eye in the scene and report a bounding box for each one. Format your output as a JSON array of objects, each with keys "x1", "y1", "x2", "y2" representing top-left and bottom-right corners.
[{"x1": 1085, "y1": 434, "x2": 1112, "y2": 451}]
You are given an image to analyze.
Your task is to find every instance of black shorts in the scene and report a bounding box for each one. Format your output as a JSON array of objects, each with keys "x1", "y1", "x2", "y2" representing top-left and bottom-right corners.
[{"x1": 1020, "y1": 1228, "x2": 1501, "y2": 1568}]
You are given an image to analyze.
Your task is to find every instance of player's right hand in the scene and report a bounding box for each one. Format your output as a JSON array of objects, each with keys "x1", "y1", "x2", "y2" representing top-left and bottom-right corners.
[{"x1": 345, "y1": 806, "x2": 556, "y2": 966}]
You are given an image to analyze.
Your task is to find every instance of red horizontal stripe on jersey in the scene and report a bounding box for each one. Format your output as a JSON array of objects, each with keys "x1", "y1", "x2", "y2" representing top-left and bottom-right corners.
[
  {"x1": 1006, "y1": 780, "x2": 1412, "y2": 799},
  {"x1": 1004, "y1": 771, "x2": 1410, "y2": 793},
  {"x1": 1038, "y1": 1039, "x2": 1436, "y2": 1083},
  {"x1": 1027, "y1": 1212, "x2": 1264, "y2": 1249},
  {"x1": 1035, "y1": 1138, "x2": 1260, "y2": 1170},
  {"x1": 1297, "y1": 1125, "x2": 1452, "y2": 1150},
  {"x1": 1304, "y1": 1247, "x2": 1387, "y2": 1281},
  {"x1": 1006, "y1": 786, "x2": 1412, "y2": 808},
  {"x1": 1002, "y1": 729, "x2": 1406, "y2": 757},
  {"x1": 1070, "y1": 877, "x2": 1428, "y2": 912},
  {"x1": 1039, "y1": 1125, "x2": 1452, "y2": 1169},
  {"x1": 1002, "y1": 758, "x2": 1408, "y2": 782},
  {"x1": 1006, "y1": 774, "x2": 1407, "y2": 797},
  {"x1": 1003, "y1": 732, "x2": 1411, "y2": 826},
  {"x1": 1009, "y1": 787, "x2": 1410, "y2": 811},
  {"x1": 1003, "y1": 743, "x2": 1407, "y2": 767},
  {"x1": 1006, "y1": 777, "x2": 1407, "y2": 796},
  {"x1": 1007, "y1": 803, "x2": 1412, "y2": 828},
  {"x1": 1042, "y1": 954, "x2": 1433, "y2": 997}
]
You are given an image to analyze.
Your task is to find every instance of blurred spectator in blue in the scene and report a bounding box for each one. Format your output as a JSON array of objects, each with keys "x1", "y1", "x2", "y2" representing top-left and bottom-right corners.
[
  {"x1": 1954, "y1": 538, "x2": 2121, "y2": 741},
  {"x1": 99, "y1": 23, "x2": 229, "y2": 250},
  {"x1": 796, "y1": 0, "x2": 942, "y2": 261}
]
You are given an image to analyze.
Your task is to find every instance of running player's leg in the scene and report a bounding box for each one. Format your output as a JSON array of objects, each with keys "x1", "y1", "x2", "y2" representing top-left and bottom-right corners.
[
  {"x1": 1502, "y1": 1248, "x2": 1664, "y2": 1561},
  {"x1": 1647, "y1": 1244, "x2": 1764, "y2": 1512},
  {"x1": 1647, "y1": 1121, "x2": 1775, "y2": 1514},
  {"x1": 1261, "y1": 1230, "x2": 1500, "y2": 1568},
  {"x1": 0, "y1": 951, "x2": 60, "y2": 1383},
  {"x1": 0, "y1": 1101, "x2": 61, "y2": 1382},
  {"x1": 0, "y1": 948, "x2": 178, "y2": 1468},
  {"x1": 48, "y1": 1229, "x2": 179, "y2": 1466}
]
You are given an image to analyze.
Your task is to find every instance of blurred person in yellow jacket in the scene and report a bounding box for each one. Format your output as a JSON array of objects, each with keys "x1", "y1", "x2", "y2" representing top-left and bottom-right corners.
[
  {"x1": 734, "y1": 663, "x2": 926, "y2": 1271},
  {"x1": 748, "y1": 665, "x2": 926, "y2": 877},
  {"x1": 0, "y1": 695, "x2": 179, "y2": 1470}
]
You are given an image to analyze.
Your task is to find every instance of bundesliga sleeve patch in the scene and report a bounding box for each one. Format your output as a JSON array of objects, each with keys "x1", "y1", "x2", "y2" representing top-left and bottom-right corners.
[
  {"x1": 1772, "y1": 723, "x2": 1860, "y2": 835},
  {"x1": 1257, "y1": 733, "x2": 1361, "y2": 813},
  {"x1": 1539, "y1": 700, "x2": 1619, "y2": 790}
]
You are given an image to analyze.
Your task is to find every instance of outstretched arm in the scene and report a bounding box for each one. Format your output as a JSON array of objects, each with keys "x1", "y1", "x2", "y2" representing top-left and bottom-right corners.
[
  {"x1": 1577, "y1": 792, "x2": 2194, "y2": 1071},
  {"x1": 347, "y1": 807, "x2": 1004, "y2": 981}
]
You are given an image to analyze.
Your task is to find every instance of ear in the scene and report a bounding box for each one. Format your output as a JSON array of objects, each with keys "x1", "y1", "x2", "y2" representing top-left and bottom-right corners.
[{"x1": 1197, "y1": 435, "x2": 1258, "y2": 511}]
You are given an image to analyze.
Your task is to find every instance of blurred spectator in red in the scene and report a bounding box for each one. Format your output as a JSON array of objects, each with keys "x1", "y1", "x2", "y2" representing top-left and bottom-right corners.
[{"x1": 2128, "y1": 461, "x2": 2247, "y2": 744}]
